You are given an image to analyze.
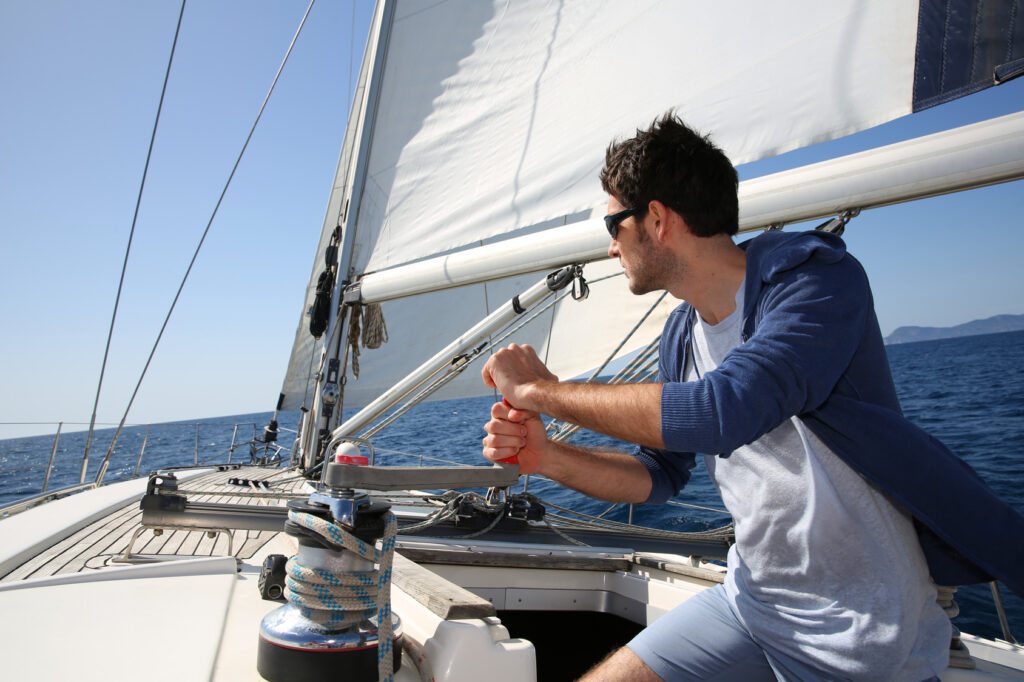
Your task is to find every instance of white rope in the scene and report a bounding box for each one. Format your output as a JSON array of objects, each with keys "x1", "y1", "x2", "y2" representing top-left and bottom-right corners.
[
  {"x1": 286, "y1": 509, "x2": 398, "y2": 681},
  {"x1": 541, "y1": 516, "x2": 590, "y2": 546}
]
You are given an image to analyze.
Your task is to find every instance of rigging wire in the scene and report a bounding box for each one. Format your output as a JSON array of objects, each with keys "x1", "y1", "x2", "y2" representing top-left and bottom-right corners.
[
  {"x1": 583, "y1": 290, "x2": 667, "y2": 382},
  {"x1": 357, "y1": 287, "x2": 561, "y2": 440},
  {"x1": 93, "y1": 0, "x2": 319, "y2": 485},
  {"x1": 357, "y1": 270, "x2": 662, "y2": 443},
  {"x1": 81, "y1": 0, "x2": 187, "y2": 483},
  {"x1": 356, "y1": 270, "x2": 630, "y2": 440}
]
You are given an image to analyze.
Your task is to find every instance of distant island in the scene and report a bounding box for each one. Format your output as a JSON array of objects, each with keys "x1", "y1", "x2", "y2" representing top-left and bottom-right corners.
[{"x1": 885, "y1": 313, "x2": 1024, "y2": 345}]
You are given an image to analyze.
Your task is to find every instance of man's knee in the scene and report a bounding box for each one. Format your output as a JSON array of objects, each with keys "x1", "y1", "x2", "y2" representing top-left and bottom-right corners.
[{"x1": 578, "y1": 645, "x2": 662, "y2": 681}]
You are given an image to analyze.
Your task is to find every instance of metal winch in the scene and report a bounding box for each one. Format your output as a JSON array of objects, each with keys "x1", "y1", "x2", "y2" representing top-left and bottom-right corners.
[
  {"x1": 257, "y1": 436, "x2": 522, "y2": 680},
  {"x1": 257, "y1": 444, "x2": 402, "y2": 682}
]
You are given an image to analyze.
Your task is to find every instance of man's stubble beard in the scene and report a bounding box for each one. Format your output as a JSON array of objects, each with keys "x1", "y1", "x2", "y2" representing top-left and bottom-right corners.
[{"x1": 626, "y1": 228, "x2": 679, "y2": 296}]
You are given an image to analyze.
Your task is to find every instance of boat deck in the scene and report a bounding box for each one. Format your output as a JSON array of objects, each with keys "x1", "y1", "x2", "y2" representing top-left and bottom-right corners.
[
  {"x1": 0, "y1": 466, "x2": 304, "y2": 582},
  {"x1": 1, "y1": 466, "x2": 1022, "y2": 680}
]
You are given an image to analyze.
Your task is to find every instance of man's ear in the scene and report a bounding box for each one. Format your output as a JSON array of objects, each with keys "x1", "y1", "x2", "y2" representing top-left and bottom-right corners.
[{"x1": 648, "y1": 200, "x2": 673, "y2": 242}]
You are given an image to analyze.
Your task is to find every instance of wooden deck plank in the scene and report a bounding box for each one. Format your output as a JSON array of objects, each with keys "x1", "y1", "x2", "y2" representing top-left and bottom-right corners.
[
  {"x1": 14, "y1": 468, "x2": 200, "y2": 574},
  {"x1": 137, "y1": 527, "x2": 174, "y2": 555},
  {"x1": 193, "y1": 529, "x2": 220, "y2": 556},
  {"x1": 116, "y1": 475, "x2": 234, "y2": 559},
  {"x1": 132, "y1": 466, "x2": 296, "y2": 561},
  {"x1": 632, "y1": 555, "x2": 726, "y2": 584},
  {"x1": 2, "y1": 466, "x2": 304, "y2": 579},
  {"x1": 53, "y1": 502, "x2": 155, "y2": 574},
  {"x1": 55, "y1": 509, "x2": 148, "y2": 574},
  {"x1": 0, "y1": 501, "x2": 136, "y2": 579},
  {"x1": 393, "y1": 552, "x2": 496, "y2": 620},
  {"x1": 161, "y1": 528, "x2": 193, "y2": 555},
  {"x1": 176, "y1": 524, "x2": 212, "y2": 556},
  {"x1": 191, "y1": 480, "x2": 248, "y2": 557},
  {"x1": 237, "y1": 530, "x2": 277, "y2": 559},
  {"x1": 70, "y1": 506, "x2": 145, "y2": 558},
  {"x1": 2, "y1": 502, "x2": 140, "y2": 580}
]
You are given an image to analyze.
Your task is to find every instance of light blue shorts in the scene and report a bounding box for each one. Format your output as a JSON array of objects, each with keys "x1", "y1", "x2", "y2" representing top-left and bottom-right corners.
[
  {"x1": 627, "y1": 584, "x2": 802, "y2": 681},
  {"x1": 627, "y1": 585, "x2": 942, "y2": 682}
]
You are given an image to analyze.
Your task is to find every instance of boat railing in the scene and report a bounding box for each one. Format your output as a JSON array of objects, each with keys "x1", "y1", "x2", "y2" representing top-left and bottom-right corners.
[
  {"x1": 0, "y1": 419, "x2": 297, "y2": 517},
  {"x1": 0, "y1": 481, "x2": 98, "y2": 519}
]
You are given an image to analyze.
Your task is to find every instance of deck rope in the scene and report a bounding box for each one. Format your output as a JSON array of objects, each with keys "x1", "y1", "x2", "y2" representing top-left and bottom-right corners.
[
  {"x1": 362, "y1": 302, "x2": 389, "y2": 349},
  {"x1": 345, "y1": 302, "x2": 390, "y2": 381},
  {"x1": 286, "y1": 508, "x2": 398, "y2": 681}
]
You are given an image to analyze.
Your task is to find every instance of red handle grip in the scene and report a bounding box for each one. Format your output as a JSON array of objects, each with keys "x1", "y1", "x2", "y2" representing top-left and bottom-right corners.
[{"x1": 499, "y1": 397, "x2": 519, "y2": 464}]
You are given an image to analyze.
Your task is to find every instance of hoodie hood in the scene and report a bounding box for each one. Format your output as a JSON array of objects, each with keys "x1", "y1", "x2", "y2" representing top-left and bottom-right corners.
[
  {"x1": 739, "y1": 230, "x2": 848, "y2": 321},
  {"x1": 742, "y1": 229, "x2": 848, "y2": 283}
]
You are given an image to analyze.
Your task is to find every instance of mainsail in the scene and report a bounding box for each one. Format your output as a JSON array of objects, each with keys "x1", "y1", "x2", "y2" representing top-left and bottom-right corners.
[{"x1": 281, "y1": 0, "x2": 1023, "y2": 423}]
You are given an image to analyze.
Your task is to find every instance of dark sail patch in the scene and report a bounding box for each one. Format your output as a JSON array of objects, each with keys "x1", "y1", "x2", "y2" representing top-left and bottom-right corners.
[{"x1": 914, "y1": 0, "x2": 1024, "y2": 111}]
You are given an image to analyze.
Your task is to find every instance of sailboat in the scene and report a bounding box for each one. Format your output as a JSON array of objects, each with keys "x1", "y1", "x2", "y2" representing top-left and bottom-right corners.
[{"x1": 1, "y1": 0, "x2": 1023, "y2": 679}]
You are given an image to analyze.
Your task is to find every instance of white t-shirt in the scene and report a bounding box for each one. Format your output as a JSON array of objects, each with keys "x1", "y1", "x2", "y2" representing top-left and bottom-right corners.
[{"x1": 686, "y1": 281, "x2": 950, "y2": 680}]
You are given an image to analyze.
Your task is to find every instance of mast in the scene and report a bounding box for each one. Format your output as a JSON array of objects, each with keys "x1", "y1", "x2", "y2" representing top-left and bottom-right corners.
[{"x1": 300, "y1": 0, "x2": 396, "y2": 467}]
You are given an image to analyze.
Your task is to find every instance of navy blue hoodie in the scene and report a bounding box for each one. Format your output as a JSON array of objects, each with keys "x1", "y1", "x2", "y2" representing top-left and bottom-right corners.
[{"x1": 635, "y1": 229, "x2": 1024, "y2": 596}]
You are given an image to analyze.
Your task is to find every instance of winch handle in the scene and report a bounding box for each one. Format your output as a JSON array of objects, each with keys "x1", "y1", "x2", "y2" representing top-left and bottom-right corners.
[{"x1": 499, "y1": 395, "x2": 520, "y2": 464}]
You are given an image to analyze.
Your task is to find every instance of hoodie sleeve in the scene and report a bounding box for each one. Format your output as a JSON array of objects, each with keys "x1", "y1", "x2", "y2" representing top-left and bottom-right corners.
[
  {"x1": 629, "y1": 305, "x2": 701, "y2": 504},
  {"x1": 660, "y1": 253, "x2": 871, "y2": 455},
  {"x1": 633, "y1": 443, "x2": 697, "y2": 504}
]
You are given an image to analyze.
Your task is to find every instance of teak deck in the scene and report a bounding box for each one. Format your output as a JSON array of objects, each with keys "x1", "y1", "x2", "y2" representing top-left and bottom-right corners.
[{"x1": 0, "y1": 466, "x2": 304, "y2": 582}]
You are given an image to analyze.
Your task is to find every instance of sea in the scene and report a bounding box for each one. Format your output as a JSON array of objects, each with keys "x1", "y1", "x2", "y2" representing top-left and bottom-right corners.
[{"x1": 1, "y1": 329, "x2": 1022, "y2": 643}]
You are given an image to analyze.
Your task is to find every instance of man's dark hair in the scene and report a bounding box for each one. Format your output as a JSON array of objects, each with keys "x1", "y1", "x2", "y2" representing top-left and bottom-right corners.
[{"x1": 600, "y1": 112, "x2": 739, "y2": 237}]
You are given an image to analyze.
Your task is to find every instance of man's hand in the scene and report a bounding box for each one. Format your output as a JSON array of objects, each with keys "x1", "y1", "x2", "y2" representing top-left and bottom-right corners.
[
  {"x1": 479, "y1": 343, "x2": 660, "y2": 501},
  {"x1": 481, "y1": 400, "x2": 547, "y2": 474},
  {"x1": 483, "y1": 396, "x2": 654, "y2": 502},
  {"x1": 481, "y1": 343, "x2": 559, "y2": 410}
]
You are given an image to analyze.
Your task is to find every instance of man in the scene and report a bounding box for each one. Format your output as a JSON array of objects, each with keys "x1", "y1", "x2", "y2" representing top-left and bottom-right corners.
[{"x1": 481, "y1": 113, "x2": 1022, "y2": 680}]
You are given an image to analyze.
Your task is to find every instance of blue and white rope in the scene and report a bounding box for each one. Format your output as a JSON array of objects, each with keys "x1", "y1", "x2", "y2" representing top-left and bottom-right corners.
[{"x1": 286, "y1": 508, "x2": 399, "y2": 681}]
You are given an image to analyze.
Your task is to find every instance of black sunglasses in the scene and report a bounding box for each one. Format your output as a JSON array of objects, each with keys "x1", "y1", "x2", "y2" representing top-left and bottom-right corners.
[{"x1": 604, "y1": 207, "x2": 639, "y2": 239}]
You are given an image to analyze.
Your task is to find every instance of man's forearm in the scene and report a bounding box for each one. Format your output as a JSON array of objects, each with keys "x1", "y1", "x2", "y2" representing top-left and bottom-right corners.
[
  {"x1": 522, "y1": 381, "x2": 664, "y2": 450},
  {"x1": 539, "y1": 440, "x2": 653, "y2": 503}
]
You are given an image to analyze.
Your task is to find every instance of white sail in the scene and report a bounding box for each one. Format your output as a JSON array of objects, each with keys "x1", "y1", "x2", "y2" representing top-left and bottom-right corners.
[
  {"x1": 349, "y1": 0, "x2": 918, "y2": 274},
  {"x1": 281, "y1": 0, "x2": 1023, "y2": 414},
  {"x1": 337, "y1": 109, "x2": 1024, "y2": 305}
]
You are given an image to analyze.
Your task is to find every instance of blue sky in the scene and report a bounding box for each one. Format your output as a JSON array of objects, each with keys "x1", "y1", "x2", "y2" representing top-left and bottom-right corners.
[{"x1": 1, "y1": 1, "x2": 1022, "y2": 439}]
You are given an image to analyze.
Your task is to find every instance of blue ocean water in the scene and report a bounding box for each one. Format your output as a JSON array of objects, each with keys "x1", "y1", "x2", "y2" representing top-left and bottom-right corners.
[{"x1": 1, "y1": 329, "x2": 1022, "y2": 642}]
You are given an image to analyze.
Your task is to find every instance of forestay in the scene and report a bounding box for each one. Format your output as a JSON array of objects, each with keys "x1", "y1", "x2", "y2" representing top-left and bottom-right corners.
[{"x1": 281, "y1": 0, "x2": 1023, "y2": 412}]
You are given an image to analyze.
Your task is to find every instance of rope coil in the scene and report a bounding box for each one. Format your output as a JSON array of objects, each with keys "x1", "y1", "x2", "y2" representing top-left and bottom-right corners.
[
  {"x1": 362, "y1": 303, "x2": 389, "y2": 349},
  {"x1": 285, "y1": 508, "x2": 398, "y2": 681},
  {"x1": 346, "y1": 302, "x2": 390, "y2": 380}
]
